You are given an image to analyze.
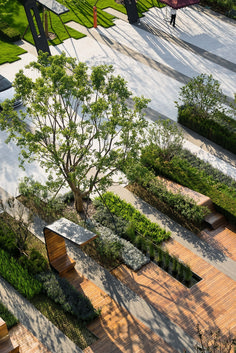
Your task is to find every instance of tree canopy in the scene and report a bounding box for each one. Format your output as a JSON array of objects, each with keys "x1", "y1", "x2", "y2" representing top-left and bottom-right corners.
[{"x1": 0, "y1": 52, "x2": 150, "y2": 212}]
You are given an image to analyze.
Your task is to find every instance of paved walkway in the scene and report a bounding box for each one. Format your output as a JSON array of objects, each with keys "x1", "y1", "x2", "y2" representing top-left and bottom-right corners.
[
  {"x1": 0, "y1": 3, "x2": 236, "y2": 352},
  {"x1": 0, "y1": 276, "x2": 83, "y2": 353}
]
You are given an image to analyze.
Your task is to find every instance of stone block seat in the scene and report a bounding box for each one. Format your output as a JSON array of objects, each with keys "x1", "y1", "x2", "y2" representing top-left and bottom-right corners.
[{"x1": 156, "y1": 176, "x2": 227, "y2": 230}]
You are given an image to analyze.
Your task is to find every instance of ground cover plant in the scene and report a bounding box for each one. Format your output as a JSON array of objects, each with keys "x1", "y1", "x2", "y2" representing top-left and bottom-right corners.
[
  {"x1": 92, "y1": 200, "x2": 200, "y2": 286},
  {"x1": 94, "y1": 191, "x2": 171, "y2": 244},
  {"x1": 0, "y1": 210, "x2": 98, "y2": 349},
  {"x1": 92, "y1": 220, "x2": 150, "y2": 271},
  {"x1": 0, "y1": 302, "x2": 19, "y2": 329},
  {"x1": 0, "y1": 248, "x2": 42, "y2": 299},
  {"x1": 31, "y1": 294, "x2": 97, "y2": 349},
  {"x1": 140, "y1": 144, "x2": 236, "y2": 224}
]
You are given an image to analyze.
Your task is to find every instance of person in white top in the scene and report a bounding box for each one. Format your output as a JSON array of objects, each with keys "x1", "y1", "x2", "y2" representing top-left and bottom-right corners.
[{"x1": 170, "y1": 8, "x2": 177, "y2": 27}]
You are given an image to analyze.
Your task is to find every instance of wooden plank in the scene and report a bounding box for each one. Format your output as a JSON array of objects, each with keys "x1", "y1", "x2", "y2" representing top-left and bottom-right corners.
[
  {"x1": 62, "y1": 268, "x2": 178, "y2": 353},
  {"x1": 44, "y1": 229, "x2": 67, "y2": 263},
  {"x1": 51, "y1": 254, "x2": 76, "y2": 275}
]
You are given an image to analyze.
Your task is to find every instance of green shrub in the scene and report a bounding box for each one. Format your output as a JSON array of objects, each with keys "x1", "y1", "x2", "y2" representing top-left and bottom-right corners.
[
  {"x1": 178, "y1": 105, "x2": 236, "y2": 154},
  {"x1": 141, "y1": 146, "x2": 236, "y2": 225},
  {"x1": 37, "y1": 272, "x2": 99, "y2": 323},
  {"x1": 171, "y1": 256, "x2": 178, "y2": 274},
  {"x1": 0, "y1": 302, "x2": 18, "y2": 329},
  {"x1": 184, "y1": 264, "x2": 193, "y2": 283},
  {"x1": 95, "y1": 236, "x2": 123, "y2": 264},
  {"x1": 164, "y1": 250, "x2": 170, "y2": 270},
  {"x1": 0, "y1": 249, "x2": 42, "y2": 299},
  {"x1": 96, "y1": 192, "x2": 171, "y2": 245},
  {"x1": 0, "y1": 222, "x2": 20, "y2": 257},
  {"x1": 0, "y1": 22, "x2": 21, "y2": 42},
  {"x1": 177, "y1": 261, "x2": 185, "y2": 279},
  {"x1": 19, "y1": 248, "x2": 48, "y2": 275}
]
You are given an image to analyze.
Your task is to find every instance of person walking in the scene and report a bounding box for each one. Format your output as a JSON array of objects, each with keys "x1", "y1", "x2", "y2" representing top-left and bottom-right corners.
[{"x1": 170, "y1": 8, "x2": 177, "y2": 27}]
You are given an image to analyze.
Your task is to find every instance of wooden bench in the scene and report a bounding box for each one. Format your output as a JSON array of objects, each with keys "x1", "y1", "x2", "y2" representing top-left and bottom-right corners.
[
  {"x1": 51, "y1": 254, "x2": 76, "y2": 275},
  {"x1": 0, "y1": 318, "x2": 19, "y2": 353}
]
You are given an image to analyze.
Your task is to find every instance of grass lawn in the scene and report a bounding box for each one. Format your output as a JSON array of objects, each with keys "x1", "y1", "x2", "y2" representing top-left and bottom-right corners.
[
  {"x1": 0, "y1": 0, "x2": 162, "y2": 64},
  {"x1": 0, "y1": 40, "x2": 26, "y2": 65}
]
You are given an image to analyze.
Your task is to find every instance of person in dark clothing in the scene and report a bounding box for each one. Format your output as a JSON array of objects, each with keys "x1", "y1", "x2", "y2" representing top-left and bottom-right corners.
[{"x1": 170, "y1": 8, "x2": 177, "y2": 27}]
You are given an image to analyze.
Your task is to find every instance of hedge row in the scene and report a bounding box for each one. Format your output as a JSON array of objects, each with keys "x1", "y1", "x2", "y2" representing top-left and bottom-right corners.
[
  {"x1": 37, "y1": 272, "x2": 99, "y2": 323},
  {"x1": 178, "y1": 105, "x2": 236, "y2": 154},
  {"x1": 0, "y1": 249, "x2": 42, "y2": 299},
  {"x1": 0, "y1": 302, "x2": 19, "y2": 329},
  {"x1": 95, "y1": 192, "x2": 171, "y2": 244},
  {"x1": 141, "y1": 146, "x2": 236, "y2": 225},
  {"x1": 93, "y1": 203, "x2": 197, "y2": 286},
  {"x1": 0, "y1": 22, "x2": 21, "y2": 42}
]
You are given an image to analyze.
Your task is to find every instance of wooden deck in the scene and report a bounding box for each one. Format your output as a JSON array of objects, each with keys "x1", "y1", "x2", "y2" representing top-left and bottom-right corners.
[
  {"x1": 62, "y1": 268, "x2": 178, "y2": 353},
  {"x1": 8, "y1": 323, "x2": 51, "y2": 353},
  {"x1": 112, "y1": 238, "x2": 236, "y2": 342},
  {"x1": 200, "y1": 224, "x2": 236, "y2": 262}
]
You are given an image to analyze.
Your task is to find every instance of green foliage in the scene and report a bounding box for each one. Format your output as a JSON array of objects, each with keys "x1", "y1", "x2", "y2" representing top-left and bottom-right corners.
[
  {"x1": 140, "y1": 147, "x2": 236, "y2": 225},
  {"x1": 1, "y1": 53, "x2": 149, "y2": 212},
  {"x1": 0, "y1": 21, "x2": 21, "y2": 42},
  {"x1": 37, "y1": 272, "x2": 99, "y2": 323},
  {"x1": 0, "y1": 302, "x2": 18, "y2": 329},
  {"x1": 19, "y1": 177, "x2": 65, "y2": 222},
  {"x1": 178, "y1": 105, "x2": 236, "y2": 154},
  {"x1": 0, "y1": 220, "x2": 20, "y2": 257},
  {"x1": 177, "y1": 260, "x2": 185, "y2": 279},
  {"x1": 146, "y1": 119, "x2": 184, "y2": 161},
  {"x1": 94, "y1": 236, "x2": 123, "y2": 265},
  {"x1": 184, "y1": 264, "x2": 193, "y2": 283},
  {"x1": 171, "y1": 255, "x2": 178, "y2": 274},
  {"x1": 176, "y1": 74, "x2": 227, "y2": 118},
  {"x1": 0, "y1": 249, "x2": 42, "y2": 299},
  {"x1": 19, "y1": 248, "x2": 48, "y2": 275},
  {"x1": 96, "y1": 192, "x2": 171, "y2": 244}
]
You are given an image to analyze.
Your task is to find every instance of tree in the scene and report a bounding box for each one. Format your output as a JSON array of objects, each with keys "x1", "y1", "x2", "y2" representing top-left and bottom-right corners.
[
  {"x1": 146, "y1": 118, "x2": 184, "y2": 161},
  {"x1": 0, "y1": 197, "x2": 33, "y2": 253},
  {"x1": 0, "y1": 52, "x2": 149, "y2": 212},
  {"x1": 176, "y1": 74, "x2": 227, "y2": 118}
]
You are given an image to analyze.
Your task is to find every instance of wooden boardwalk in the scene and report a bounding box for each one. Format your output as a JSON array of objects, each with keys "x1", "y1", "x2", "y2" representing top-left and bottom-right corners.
[
  {"x1": 200, "y1": 224, "x2": 236, "y2": 262},
  {"x1": 62, "y1": 268, "x2": 178, "y2": 353},
  {"x1": 112, "y1": 237, "x2": 236, "y2": 342},
  {"x1": 9, "y1": 323, "x2": 51, "y2": 353}
]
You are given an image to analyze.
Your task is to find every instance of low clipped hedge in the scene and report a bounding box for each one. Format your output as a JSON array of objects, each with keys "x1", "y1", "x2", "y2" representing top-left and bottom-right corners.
[
  {"x1": 0, "y1": 22, "x2": 21, "y2": 42},
  {"x1": 37, "y1": 272, "x2": 99, "y2": 323},
  {"x1": 141, "y1": 145, "x2": 236, "y2": 225},
  {"x1": 178, "y1": 105, "x2": 236, "y2": 154},
  {"x1": 0, "y1": 302, "x2": 19, "y2": 329},
  {"x1": 0, "y1": 249, "x2": 42, "y2": 299},
  {"x1": 95, "y1": 192, "x2": 171, "y2": 244}
]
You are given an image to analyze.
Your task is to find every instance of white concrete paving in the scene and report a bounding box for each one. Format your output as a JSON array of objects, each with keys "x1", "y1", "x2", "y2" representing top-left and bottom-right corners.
[{"x1": 0, "y1": 5, "x2": 235, "y2": 197}]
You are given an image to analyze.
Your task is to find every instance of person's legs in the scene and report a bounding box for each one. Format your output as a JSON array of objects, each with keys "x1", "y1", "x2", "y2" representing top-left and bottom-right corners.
[{"x1": 173, "y1": 14, "x2": 176, "y2": 26}]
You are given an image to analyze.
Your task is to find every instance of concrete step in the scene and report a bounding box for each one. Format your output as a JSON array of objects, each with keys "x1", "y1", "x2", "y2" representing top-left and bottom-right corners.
[{"x1": 204, "y1": 212, "x2": 226, "y2": 230}]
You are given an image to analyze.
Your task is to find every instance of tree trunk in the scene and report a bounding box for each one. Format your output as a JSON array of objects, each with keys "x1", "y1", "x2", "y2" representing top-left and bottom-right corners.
[{"x1": 74, "y1": 190, "x2": 84, "y2": 213}]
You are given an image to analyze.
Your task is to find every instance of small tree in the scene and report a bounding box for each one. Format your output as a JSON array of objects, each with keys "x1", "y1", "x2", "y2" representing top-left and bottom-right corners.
[
  {"x1": 176, "y1": 74, "x2": 227, "y2": 118},
  {"x1": 0, "y1": 52, "x2": 150, "y2": 212},
  {"x1": 0, "y1": 197, "x2": 33, "y2": 253},
  {"x1": 146, "y1": 118, "x2": 184, "y2": 161}
]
